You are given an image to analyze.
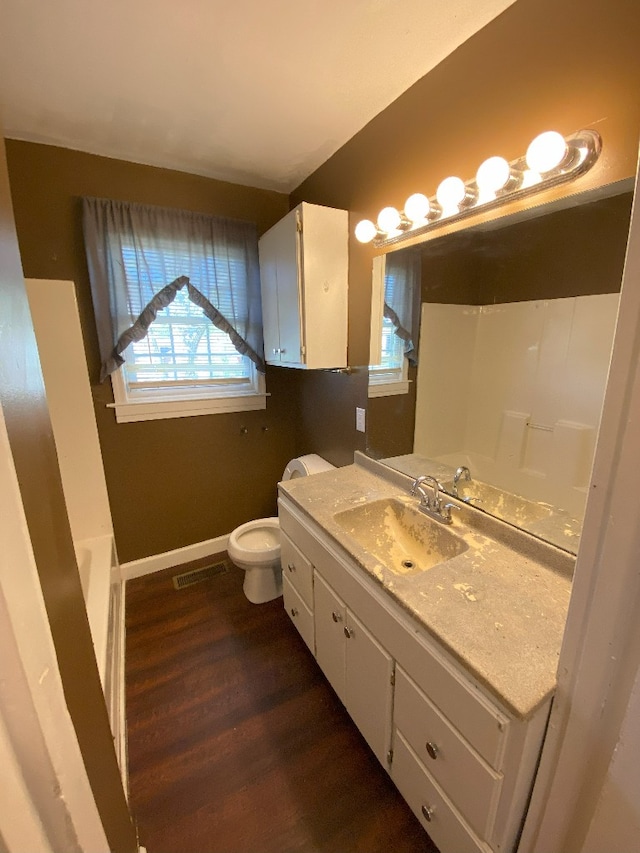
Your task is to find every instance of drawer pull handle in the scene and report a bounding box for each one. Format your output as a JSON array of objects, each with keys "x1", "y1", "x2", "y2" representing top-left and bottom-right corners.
[
  {"x1": 421, "y1": 804, "x2": 434, "y2": 823},
  {"x1": 290, "y1": 607, "x2": 298, "y2": 618},
  {"x1": 331, "y1": 611, "x2": 342, "y2": 623},
  {"x1": 425, "y1": 741, "x2": 439, "y2": 760},
  {"x1": 287, "y1": 562, "x2": 295, "y2": 572},
  {"x1": 343, "y1": 626, "x2": 354, "y2": 639}
]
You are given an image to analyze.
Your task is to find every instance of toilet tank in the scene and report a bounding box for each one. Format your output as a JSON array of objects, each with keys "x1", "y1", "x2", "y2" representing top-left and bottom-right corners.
[{"x1": 283, "y1": 454, "x2": 335, "y2": 480}]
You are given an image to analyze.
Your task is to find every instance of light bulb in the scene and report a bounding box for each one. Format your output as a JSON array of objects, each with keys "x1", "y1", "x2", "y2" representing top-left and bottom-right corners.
[
  {"x1": 354, "y1": 219, "x2": 378, "y2": 244},
  {"x1": 526, "y1": 131, "x2": 568, "y2": 173},
  {"x1": 404, "y1": 193, "x2": 431, "y2": 223},
  {"x1": 476, "y1": 156, "x2": 511, "y2": 193},
  {"x1": 436, "y1": 176, "x2": 466, "y2": 212},
  {"x1": 377, "y1": 206, "x2": 401, "y2": 233}
]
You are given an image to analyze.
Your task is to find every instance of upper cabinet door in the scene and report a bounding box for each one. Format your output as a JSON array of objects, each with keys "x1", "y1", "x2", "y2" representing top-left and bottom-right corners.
[
  {"x1": 274, "y1": 207, "x2": 303, "y2": 366},
  {"x1": 259, "y1": 202, "x2": 348, "y2": 370},
  {"x1": 258, "y1": 224, "x2": 283, "y2": 362}
]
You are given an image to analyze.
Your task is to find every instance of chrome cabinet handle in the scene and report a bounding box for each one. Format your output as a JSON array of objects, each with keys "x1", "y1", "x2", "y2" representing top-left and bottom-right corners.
[
  {"x1": 425, "y1": 741, "x2": 439, "y2": 760},
  {"x1": 287, "y1": 562, "x2": 295, "y2": 572},
  {"x1": 331, "y1": 611, "x2": 342, "y2": 623},
  {"x1": 421, "y1": 804, "x2": 434, "y2": 823},
  {"x1": 343, "y1": 626, "x2": 353, "y2": 639}
]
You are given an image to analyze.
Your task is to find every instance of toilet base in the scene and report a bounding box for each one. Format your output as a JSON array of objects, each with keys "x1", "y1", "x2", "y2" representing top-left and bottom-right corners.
[{"x1": 242, "y1": 564, "x2": 283, "y2": 604}]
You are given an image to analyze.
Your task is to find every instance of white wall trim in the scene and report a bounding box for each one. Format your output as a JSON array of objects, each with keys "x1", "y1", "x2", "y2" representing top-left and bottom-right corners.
[{"x1": 120, "y1": 533, "x2": 230, "y2": 581}]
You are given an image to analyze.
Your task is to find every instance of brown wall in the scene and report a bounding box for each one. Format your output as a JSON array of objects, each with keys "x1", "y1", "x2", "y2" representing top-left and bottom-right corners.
[
  {"x1": 292, "y1": 0, "x2": 640, "y2": 461},
  {"x1": 0, "y1": 135, "x2": 137, "y2": 850},
  {"x1": 6, "y1": 141, "x2": 299, "y2": 562},
  {"x1": 7, "y1": 0, "x2": 640, "y2": 562},
  {"x1": 417, "y1": 193, "x2": 633, "y2": 305}
]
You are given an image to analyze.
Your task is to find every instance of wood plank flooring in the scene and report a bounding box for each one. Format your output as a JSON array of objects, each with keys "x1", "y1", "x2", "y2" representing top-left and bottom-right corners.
[{"x1": 125, "y1": 556, "x2": 439, "y2": 853}]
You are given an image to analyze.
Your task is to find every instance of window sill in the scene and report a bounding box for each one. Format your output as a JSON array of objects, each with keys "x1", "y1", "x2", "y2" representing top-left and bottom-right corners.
[
  {"x1": 108, "y1": 393, "x2": 267, "y2": 423},
  {"x1": 368, "y1": 379, "x2": 410, "y2": 399}
]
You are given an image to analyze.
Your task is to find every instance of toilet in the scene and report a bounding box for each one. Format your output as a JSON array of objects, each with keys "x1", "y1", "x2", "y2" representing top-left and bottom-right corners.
[{"x1": 227, "y1": 454, "x2": 335, "y2": 604}]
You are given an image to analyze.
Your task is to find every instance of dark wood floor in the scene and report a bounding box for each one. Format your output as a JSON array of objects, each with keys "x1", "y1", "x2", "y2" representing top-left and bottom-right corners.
[{"x1": 126, "y1": 556, "x2": 439, "y2": 853}]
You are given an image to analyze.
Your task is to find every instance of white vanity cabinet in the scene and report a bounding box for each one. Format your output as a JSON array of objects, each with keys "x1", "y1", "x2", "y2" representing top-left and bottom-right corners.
[
  {"x1": 278, "y1": 495, "x2": 550, "y2": 853},
  {"x1": 258, "y1": 201, "x2": 348, "y2": 369}
]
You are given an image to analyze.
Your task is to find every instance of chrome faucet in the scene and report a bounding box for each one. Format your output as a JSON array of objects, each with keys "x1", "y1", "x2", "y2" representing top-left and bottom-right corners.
[
  {"x1": 411, "y1": 475, "x2": 441, "y2": 511},
  {"x1": 410, "y1": 475, "x2": 459, "y2": 524},
  {"x1": 453, "y1": 465, "x2": 471, "y2": 497}
]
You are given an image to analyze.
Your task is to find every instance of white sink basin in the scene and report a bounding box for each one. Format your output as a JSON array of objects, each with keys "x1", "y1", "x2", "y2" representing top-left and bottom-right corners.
[{"x1": 333, "y1": 498, "x2": 468, "y2": 576}]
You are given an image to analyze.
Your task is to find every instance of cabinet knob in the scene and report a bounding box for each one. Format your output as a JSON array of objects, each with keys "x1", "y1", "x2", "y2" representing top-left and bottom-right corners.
[
  {"x1": 273, "y1": 348, "x2": 281, "y2": 355},
  {"x1": 331, "y1": 611, "x2": 342, "y2": 623},
  {"x1": 425, "y1": 741, "x2": 439, "y2": 760},
  {"x1": 280, "y1": 348, "x2": 286, "y2": 355},
  {"x1": 421, "y1": 804, "x2": 434, "y2": 823},
  {"x1": 344, "y1": 626, "x2": 353, "y2": 639},
  {"x1": 290, "y1": 607, "x2": 298, "y2": 618},
  {"x1": 287, "y1": 562, "x2": 295, "y2": 572}
]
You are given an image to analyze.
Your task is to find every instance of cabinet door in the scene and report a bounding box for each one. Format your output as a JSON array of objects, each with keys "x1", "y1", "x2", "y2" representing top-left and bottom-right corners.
[
  {"x1": 275, "y1": 209, "x2": 303, "y2": 366},
  {"x1": 345, "y1": 610, "x2": 394, "y2": 767},
  {"x1": 314, "y1": 571, "x2": 346, "y2": 703},
  {"x1": 258, "y1": 225, "x2": 282, "y2": 364}
]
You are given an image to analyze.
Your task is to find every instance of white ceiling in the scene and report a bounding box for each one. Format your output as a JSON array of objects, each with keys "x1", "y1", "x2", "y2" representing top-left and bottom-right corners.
[{"x1": 0, "y1": 0, "x2": 516, "y2": 192}]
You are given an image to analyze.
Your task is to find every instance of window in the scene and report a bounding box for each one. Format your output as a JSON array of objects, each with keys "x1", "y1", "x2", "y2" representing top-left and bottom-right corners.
[
  {"x1": 83, "y1": 198, "x2": 266, "y2": 423},
  {"x1": 368, "y1": 255, "x2": 411, "y2": 398},
  {"x1": 368, "y1": 312, "x2": 409, "y2": 397}
]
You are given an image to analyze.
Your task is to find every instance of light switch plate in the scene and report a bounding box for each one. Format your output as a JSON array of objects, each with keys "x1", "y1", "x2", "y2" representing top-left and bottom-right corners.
[{"x1": 356, "y1": 407, "x2": 366, "y2": 432}]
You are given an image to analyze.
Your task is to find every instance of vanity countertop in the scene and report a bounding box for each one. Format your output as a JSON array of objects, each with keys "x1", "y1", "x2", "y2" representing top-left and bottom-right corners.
[{"x1": 278, "y1": 458, "x2": 574, "y2": 720}]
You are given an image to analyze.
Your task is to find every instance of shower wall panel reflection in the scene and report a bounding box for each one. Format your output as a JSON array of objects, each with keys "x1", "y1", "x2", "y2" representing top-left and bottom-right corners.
[{"x1": 415, "y1": 295, "x2": 619, "y2": 521}]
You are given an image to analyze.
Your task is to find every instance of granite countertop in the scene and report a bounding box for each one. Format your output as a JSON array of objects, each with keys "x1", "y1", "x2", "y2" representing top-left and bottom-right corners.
[{"x1": 279, "y1": 456, "x2": 574, "y2": 720}]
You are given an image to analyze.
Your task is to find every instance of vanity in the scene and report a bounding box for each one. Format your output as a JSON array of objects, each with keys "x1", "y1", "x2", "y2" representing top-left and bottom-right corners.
[{"x1": 278, "y1": 453, "x2": 574, "y2": 853}]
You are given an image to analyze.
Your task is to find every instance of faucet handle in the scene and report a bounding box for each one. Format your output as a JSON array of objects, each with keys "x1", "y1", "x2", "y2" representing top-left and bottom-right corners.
[{"x1": 441, "y1": 502, "x2": 461, "y2": 523}]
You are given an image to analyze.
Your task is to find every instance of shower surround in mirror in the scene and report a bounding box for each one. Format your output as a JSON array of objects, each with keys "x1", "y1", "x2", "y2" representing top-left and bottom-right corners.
[{"x1": 386, "y1": 294, "x2": 619, "y2": 552}]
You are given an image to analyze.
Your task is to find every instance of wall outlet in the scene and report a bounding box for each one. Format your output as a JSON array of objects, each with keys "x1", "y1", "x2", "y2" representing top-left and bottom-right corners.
[{"x1": 356, "y1": 407, "x2": 366, "y2": 433}]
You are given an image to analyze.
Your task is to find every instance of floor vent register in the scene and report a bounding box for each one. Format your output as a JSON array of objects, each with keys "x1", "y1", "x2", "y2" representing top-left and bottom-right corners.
[{"x1": 172, "y1": 560, "x2": 231, "y2": 590}]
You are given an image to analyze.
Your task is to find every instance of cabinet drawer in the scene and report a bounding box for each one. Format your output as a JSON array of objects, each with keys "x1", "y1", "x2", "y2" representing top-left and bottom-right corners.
[
  {"x1": 398, "y1": 639, "x2": 508, "y2": 770},
  {"x1": 283, "y1": 576, "x2": 314, "y2": 654},
  {"x1": 395, "y1": 667, "x2": 501, "y2": 841},
  {"x1": 392, "y1": 732, "x2": 489, "y2": 853},
  {"x1": 281, "y1": 532, "x2": 313, "y2": 609}
]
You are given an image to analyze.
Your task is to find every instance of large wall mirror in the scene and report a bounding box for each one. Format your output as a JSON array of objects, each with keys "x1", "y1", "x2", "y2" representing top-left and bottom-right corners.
[{"x1": 367, "y1": 186, "x2": 634, "y2": 554}]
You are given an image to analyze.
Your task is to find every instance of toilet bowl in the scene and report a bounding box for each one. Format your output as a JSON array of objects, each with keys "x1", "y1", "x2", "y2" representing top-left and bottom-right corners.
[{"x1": 228, "y1": 455, "x2": 335, "y2": 604}]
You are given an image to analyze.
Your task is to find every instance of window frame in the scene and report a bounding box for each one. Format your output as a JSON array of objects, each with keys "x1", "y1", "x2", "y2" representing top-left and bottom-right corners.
[
  {"x1": 100, "y1": 214, "x2": 266, "y2": 423},
  {"x1": 368, "y1": 254, "x2": 411, "y2": 398},
  {"x1": 109, "y1": 361, "x2": 266, "y2": 423}
]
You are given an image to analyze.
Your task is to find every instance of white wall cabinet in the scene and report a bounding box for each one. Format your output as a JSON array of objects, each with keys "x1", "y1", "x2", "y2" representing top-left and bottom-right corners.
[
  {"x1": 278, "y1": 494, "x2": 551, "y2": 853},
  {"x1": 259, "y1": 202, "x2": 348, "y2": 369}
]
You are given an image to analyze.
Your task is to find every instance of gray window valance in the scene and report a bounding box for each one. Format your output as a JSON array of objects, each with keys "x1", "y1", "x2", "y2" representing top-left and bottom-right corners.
[{"x1": 82, "y1": 197, "x2": 266, "y2": 381}]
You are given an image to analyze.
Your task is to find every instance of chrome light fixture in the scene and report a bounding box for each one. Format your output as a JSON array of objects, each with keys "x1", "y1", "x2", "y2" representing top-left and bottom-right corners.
[{"x1": 355, "y1": 129, "x2": 601, "y2": 247}]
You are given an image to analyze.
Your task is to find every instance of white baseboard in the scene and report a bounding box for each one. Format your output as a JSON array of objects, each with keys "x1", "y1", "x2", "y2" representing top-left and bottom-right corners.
[{"x1": 120, "y1": 534, "x2": 230, "y2": 581}]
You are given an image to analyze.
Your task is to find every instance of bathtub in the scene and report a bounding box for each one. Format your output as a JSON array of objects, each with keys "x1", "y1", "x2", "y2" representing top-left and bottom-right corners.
[{"x1": 75, "y1": 535, "x2": 116, "y2": 689}]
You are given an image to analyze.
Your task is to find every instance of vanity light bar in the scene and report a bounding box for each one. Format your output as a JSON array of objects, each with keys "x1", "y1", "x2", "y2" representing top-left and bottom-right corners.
[{"x1": 355, "y1": 129, "x2": 602, "y2": 248}]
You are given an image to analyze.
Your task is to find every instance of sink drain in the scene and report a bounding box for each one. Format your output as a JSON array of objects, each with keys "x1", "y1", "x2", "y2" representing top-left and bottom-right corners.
[{"x1": 401, "y1": 559, "x2": 415, "y2": 570}]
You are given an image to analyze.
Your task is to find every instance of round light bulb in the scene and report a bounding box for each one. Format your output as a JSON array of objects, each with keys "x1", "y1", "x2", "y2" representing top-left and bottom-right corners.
[
  {"x1": 476, "y1": 156, "x2": 511, "y2": 193},
  {"x1": 526, "y1": 131, "x2": 568, "y2": 173},
  {"x1": 404, "y1": 193, "x2": 431, "y2": 223},
  {"x1": 436, "y1": 176, "x2": 466, "y2": 211},
  {"x1": 354, "y1": 219, "x2": 377, "y2": 244},
  {"x1": 377, "y1": 206, "x2": 401, "y2": 233}
]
